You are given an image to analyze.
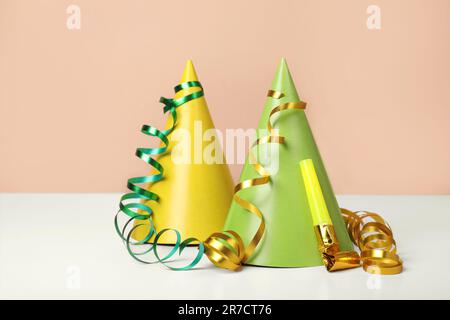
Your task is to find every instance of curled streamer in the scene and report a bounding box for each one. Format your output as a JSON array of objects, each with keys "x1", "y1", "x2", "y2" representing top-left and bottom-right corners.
[
  {"x1": 204, "y1": 90, "x2": 307, "y2": 270},
  {"x1": 114, "y1": 81, "x2": 205, "y2": 270},
  {"x1": 341, "y1": 208, "x2": 403, "y2": 275}
]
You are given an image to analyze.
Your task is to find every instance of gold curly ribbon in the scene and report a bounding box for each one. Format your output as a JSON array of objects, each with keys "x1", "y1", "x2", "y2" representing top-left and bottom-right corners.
[
  {"x1": 341, "y1": 208, "x2": 403, "y2": 275},
  {"x1": 204, "y1": 90, "x2": 307, "y2": 271},
  {"x1": 301, "y1": 162, "x2": 402, "y2": 274}
]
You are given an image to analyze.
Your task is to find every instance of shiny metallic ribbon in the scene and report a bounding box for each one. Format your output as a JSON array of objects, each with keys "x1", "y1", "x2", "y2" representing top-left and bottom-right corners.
[
  {"x1": 315, "y1": 209, "x2": 403, "y2": 275},
  {"x1": 114, "y1": 81, "x2": 205, "y2": 270},
  {"x1": 203, "y1": 90, "x2": 307, "y2": 270},
  {"x1": 340, "y1": 208, "x2": 403, "y2": 275}
]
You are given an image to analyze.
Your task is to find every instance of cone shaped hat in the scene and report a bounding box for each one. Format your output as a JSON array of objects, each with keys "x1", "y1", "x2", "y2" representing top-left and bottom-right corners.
[
  {"x1": 223, "y1": 58, "x2": 353, "y2": 267},
  {"x1": 133, "y1": 60, "x2": 234, "y2": 244}
]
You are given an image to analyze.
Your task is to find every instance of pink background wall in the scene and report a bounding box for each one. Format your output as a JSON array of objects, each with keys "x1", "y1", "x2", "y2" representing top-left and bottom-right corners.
[{"x1": 1, "y1": 0, "x2": 449, "y2": 194}]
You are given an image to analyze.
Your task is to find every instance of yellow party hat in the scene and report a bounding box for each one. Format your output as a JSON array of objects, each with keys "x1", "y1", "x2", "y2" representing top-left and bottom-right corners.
[{"x1": 132, "y1": 60, "x2": 234, "y2": 244}]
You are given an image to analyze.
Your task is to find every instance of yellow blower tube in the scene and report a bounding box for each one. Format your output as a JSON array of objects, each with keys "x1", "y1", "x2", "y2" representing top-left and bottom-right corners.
[{"x1": 299, "y1": 159, "x2": 332, "y2": 226}]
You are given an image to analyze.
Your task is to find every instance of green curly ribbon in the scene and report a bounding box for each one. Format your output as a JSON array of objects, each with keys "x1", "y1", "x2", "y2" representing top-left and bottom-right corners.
[{"x1": 114, "y1": 81, "x2": 205, "y2": 270}]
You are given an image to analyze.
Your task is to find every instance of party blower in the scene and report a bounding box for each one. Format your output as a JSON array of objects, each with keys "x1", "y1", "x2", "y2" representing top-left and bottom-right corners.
[
  {"x1": 300, "y1": 159, "x2": 360, "y2": 271},
  {"x1": 221, "y1": 58, "x2": 354, "y2": 267},
  {"x1": 119, "y1": 60, "x2": 234, "y2": 245}
]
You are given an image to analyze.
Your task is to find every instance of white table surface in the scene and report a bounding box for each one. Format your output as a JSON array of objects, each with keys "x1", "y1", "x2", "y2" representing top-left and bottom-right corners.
[{"x1": 0, "y1": 193, "x2": 449, "y2": 300}]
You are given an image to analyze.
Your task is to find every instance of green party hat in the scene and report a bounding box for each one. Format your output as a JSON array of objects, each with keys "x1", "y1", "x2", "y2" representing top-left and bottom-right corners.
[{"x1": 223, "y1": 58, "x2": 353, "y2": 267}]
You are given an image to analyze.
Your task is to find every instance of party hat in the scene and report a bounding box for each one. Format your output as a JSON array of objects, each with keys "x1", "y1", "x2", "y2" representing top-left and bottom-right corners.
[
  {"x1": 132, "y1": 60, "x2": 234, "y2": 244},
  {"x1": 223, "y1": 58, "x2": 353, "y2": 267}
]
